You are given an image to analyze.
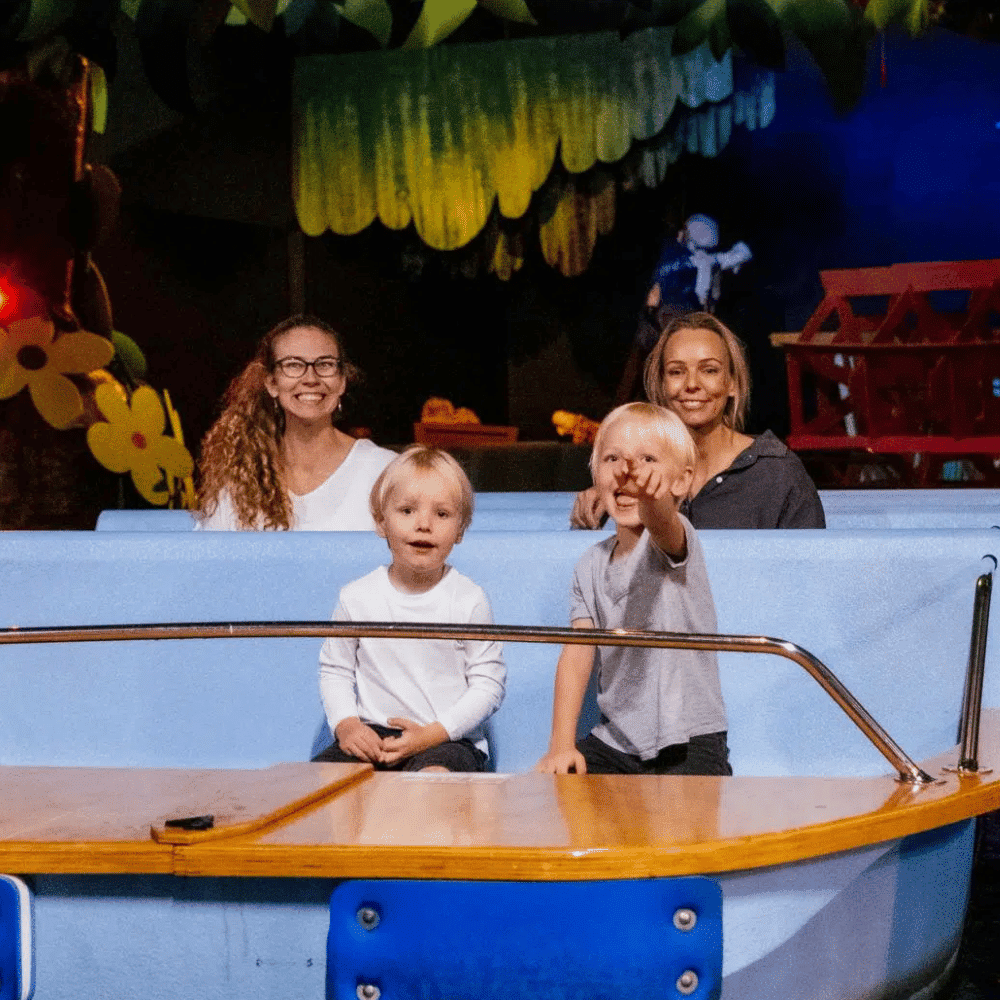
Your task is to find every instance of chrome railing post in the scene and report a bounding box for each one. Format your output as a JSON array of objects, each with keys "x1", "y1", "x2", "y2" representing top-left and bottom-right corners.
[{"x1": 956, "y1": 564, "x2": 995, "y2": 773}]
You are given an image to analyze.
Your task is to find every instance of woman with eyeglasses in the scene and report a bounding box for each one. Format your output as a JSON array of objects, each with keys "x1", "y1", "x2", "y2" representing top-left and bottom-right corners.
[{"x1": 196, "y1": 315, "x2": 395, "y2": 530}]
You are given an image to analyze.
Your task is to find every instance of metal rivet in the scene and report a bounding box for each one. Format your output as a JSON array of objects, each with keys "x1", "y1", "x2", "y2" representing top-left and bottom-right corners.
[
  {"x1": 676, "y1": 969, "x2": 698, "y2": 995},
  {"x1": 357, "y1": 985, "x2": 381, "y2": 1000},
  {"x1": 356, "y1": 907, "x2": 380, "y2": 930},
  {"x1": 672, "y1": 907, "x2": 697, "y2": 931}
]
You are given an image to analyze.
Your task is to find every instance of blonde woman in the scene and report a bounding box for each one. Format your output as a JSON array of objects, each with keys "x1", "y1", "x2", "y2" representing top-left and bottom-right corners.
[{"x1": 572, "y1": 312, "x2": 824, "y2": 529}]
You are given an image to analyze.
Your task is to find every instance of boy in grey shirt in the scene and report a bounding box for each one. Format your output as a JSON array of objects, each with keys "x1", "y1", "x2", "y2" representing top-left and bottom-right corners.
[{"x1": 536, "y1": 402, "x2": 730, "y2": 775}]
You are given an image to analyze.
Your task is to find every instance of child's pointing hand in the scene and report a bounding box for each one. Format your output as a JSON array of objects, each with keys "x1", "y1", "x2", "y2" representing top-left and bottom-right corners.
[
  {"x1": 616, "y1": 458, "x2": 673, "y2": 504},
  {"x1": 634, "y1": 461, "x2": 672, "y2": 501}
]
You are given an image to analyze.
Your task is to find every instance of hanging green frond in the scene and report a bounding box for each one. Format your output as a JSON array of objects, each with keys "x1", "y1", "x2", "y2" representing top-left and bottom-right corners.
[
  {"x1": 478, "y1": 0, "x2": 536, "y2": 25},
  {"x1": 777, "y1": 0, "x2": 868, "y2": 112},
  {"x1": 89, "y1": 61, "x2": 108, "y2": 134},
  {"x1": 17, "y1": 0, "x2": 73, "y2": 40},
  {"x1": 708, "y1": 7, "x2": 731, "y2": 60},
  {"x1": 673, "y1": 0, "x2": 726, "y2": 55},
  {"x1": 865, "y1": 0, "x2": 923, "y2": 31},
  {"x1": 230, "y1": 0, "x2": 279, "y2": 31},
  {"x1": 335, "y1": 0, "x2": 393, "y2": 47},
  {"x1": 905, "y1": 0, "x2": 931, "y2": 34},
  {"x1": 403, "y1": 0, "x2": 478, "y2": 49},
  {"x1": 645, "y1": 0, "x2": 711, "y2": 26}
]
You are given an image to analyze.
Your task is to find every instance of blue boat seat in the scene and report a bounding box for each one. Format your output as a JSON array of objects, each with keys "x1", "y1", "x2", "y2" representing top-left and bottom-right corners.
[{"x1": 327, "y1": 877, "x2": 722, "y2": 1000}]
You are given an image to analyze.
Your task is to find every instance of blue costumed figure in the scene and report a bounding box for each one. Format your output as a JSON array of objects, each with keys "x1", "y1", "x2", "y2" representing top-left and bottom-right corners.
[{"x1": 617, "y1": 215, "x2": 751, "y2": 404}]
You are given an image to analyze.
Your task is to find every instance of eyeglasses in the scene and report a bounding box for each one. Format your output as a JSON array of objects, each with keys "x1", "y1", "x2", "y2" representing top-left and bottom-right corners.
[{"x1": 274, "y1": 356, "x2": 342, "y2": 378}]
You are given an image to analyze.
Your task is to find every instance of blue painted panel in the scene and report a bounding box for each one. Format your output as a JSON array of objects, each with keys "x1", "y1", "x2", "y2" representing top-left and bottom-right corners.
[
  {"x1": 1, "y1": 529, "x2": 997, "y2": 776},
  {"x1": 328, "y1": 878, "x2": 722, "y2": 1000},
  {"x1": 93, "y1": 490, "x2": 1000, "y2": 533},
  {"x1": 95, "y1": 510, "x2": 196, "y2": 531},
  {"x1": 0, "y1": 875, "x2": 33, "y2": 1000}
]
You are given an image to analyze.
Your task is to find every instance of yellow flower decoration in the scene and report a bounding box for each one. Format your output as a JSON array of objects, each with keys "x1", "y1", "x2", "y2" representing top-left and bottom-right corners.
[
  {"x1": 163, "y1": 388, "x2": 197, "y2": 510},
  {"x1": 87, "y1": 384, "x2": 194, "y2": 506},
  {"x1": 0, "y1": 317, "x2": 114, "y2": 429}
]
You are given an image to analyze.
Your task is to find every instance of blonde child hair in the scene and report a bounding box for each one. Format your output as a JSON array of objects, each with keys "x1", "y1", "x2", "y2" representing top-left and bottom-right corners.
[
  {"x1": 590, "y1": 402, "x2": 697, "y2": 478},
  {"x1": 370, "y1": 445, "x2": 475, "y2": 535}
]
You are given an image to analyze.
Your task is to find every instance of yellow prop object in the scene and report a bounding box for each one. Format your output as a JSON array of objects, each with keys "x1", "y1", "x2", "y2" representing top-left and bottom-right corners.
[
  {"x1": 421, "y1": 397, "x2": 481, "y2": 424},
  {"x1": 87, "y1": 383, "x2": 195, "y2": 507},
  {"x1": 552, "y1": 409, "x2": 599, "y2": 446},
  {"x1": 0, "y1": 317, "x2": 114, "y2": 430}
]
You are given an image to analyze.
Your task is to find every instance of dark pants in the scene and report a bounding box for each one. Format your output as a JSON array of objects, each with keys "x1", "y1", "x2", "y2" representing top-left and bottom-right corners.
[
  {"x1": 576, "y1": 731, "x2": 732, "y2": 776},
  {"x1": 312, "y1": 723, "x2": 487, "y2": 772}
]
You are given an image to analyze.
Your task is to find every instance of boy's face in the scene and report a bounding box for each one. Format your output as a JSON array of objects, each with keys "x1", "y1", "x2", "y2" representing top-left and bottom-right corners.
[
  {"x1": 376, "y1": 468, "x2": 464, "y2": 585},
  {"x1": 594, "y1": 419, "x2": 690, "y2": 528}
]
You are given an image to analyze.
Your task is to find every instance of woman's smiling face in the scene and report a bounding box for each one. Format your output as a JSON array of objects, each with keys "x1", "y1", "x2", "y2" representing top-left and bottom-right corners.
[
  {"x1": 661, "y1": 326, "x2": 735, "y2": 433},
  {"x1": 265, "y1": 325, "x2": 345, "y2": 426}
]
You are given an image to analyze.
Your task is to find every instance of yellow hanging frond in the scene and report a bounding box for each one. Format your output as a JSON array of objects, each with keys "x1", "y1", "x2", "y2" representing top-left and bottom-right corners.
[
  {"x1": 403, "y1": 0, "x2": 478, "y2": 49},
  {"x1": 229, "y1": 0, "x2": 278, "y2": 31},
  {"x1": 337, "y1": 0, "x2": 393, "y2": 48},
  {"x1": 477, "y1": 0, "x2": 536, "y2": 24},
  {"x1": 89, "y1": 62, "x2": 108, "y2": 135}
]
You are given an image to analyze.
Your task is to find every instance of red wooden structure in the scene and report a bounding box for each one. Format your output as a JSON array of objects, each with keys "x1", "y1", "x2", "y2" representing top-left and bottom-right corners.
[{"x1": 771, "y1": 259, "x2": 1000, "y2": 483}]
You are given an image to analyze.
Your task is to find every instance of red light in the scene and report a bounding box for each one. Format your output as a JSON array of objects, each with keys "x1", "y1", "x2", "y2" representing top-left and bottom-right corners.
[
  {"x1": 0, "y1": 275, "x2": 17, "y2": 321},
  {"x1": 0, "y1": 269, "x2": 45, "y2": 324}
]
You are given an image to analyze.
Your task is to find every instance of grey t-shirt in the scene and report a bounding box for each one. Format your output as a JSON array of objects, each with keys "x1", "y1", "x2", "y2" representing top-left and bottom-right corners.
[{"x1": 570, "y1": 516, "x2": 727, "y2": 759}]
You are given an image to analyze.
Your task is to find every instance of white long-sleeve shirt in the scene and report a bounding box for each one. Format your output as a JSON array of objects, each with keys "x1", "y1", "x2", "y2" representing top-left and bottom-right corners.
[{"x1": 319, "y1": 565, "x2": 505, "y2": 754}]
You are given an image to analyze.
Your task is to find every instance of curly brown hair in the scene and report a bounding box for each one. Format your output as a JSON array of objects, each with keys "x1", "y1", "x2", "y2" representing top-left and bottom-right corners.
[{"x1": 196, "y1": 315, "x2": 360, "y2": 530}]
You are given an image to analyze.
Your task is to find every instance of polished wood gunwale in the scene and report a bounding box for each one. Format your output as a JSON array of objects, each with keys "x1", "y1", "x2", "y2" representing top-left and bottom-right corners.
[
  {"x1": 0, "y1": 762, "x2": 370, "y2": 874},
  {"x1": 3, "y1": 717, "x2": 999, "y2": 880},
  {"x1": 150, "y1": 763, "x2": 371, "y2": 844},
  {"x1": 0, "y1": 841, "x2": 175, "y2": 875},
  {"x1": 173, "y1": 761, "x2": 1000, "y2": 881}
]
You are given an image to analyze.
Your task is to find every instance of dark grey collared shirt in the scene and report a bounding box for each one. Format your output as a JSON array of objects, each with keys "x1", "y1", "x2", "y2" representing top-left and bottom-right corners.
[{"x1": 681, "y1": 431, "x2": 825, "y2": 529}]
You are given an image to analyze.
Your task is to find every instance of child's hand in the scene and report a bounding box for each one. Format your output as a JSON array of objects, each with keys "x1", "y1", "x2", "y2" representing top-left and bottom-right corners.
[
  {"x1": 535, "y1": 748, "x2": 588, "y2": 775},
  {"x1": 381, "y1": 718, "x2": 448, "y2": 764},
  {"x1": 618, "y1": 459, "x2": 676, "y2": 508},
  {"x1": 335, "y1": 717, "x2": 385, "y2": 763}
]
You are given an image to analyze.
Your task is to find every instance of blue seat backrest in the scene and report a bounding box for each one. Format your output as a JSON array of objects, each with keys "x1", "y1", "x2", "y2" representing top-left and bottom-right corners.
[
  {"x1": 820, "y1": 489, "x2": 1000, "y2": 512},
  {"x1": 94, "y1": 490, "x2": 1000, "y2": 532},
  {"x1": 1, "y1": 530, "x2": 996, "y2": 778},
  {"x1": 95, "y1": 509, "x2": 196, "y2": 531}
]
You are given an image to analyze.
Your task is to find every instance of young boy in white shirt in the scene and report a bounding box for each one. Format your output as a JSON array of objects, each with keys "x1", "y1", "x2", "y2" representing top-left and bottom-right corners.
[
  {"x1": 314, "y1": 445, "x2": 505, "y2": 771},
  {"x1": 536, "y1": 402, "x2": 730, "y2": 776}
]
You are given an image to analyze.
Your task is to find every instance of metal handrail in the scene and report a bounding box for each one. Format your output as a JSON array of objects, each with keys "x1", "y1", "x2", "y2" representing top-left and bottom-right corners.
[
  {"x1": 0, "y1": 619, "x2": 935, "y2": 784},
  {"x1": 957, "y1": 566, "x2": 995, "y2": 772}
]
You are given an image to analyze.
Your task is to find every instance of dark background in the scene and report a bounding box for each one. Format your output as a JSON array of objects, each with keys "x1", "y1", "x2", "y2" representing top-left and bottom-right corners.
[{"x1": 91, "y1": 24, "x2": 1000, "y2": 454}]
